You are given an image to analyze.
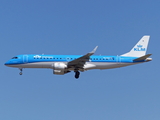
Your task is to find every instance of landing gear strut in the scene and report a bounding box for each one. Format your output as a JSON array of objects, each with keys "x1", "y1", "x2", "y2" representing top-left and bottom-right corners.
[
  {"x1": 19, "y1": 68, "x2": 23, "y2": 75},
  {"x1": 75, "y1": 71, "x2": 80, "y2": 79}
]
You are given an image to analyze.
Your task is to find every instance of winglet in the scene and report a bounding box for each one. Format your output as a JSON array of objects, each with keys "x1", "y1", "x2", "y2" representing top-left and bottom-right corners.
[{"x1": 90, "y1": 46, "x2": 98, "y2": 55}]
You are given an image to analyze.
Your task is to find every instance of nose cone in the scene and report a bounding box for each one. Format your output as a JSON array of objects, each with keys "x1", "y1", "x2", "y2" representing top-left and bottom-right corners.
[
  {"x1": 4, "y1": 61, "x2": 11, "y2": 66},
  {"x1": 4, "y1": 62, "x2": 9, "y2": 66}
]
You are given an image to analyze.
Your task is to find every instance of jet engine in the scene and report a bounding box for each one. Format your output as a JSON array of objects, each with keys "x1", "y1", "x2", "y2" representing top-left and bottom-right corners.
[{"x1": 52, "y1": 63, "x2": 69, "y2": 75}]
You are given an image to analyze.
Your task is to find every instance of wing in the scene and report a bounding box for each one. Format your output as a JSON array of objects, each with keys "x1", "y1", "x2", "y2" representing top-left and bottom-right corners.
[{"x1": 67, "y1": 46, "x2": 98, "y2": 70}]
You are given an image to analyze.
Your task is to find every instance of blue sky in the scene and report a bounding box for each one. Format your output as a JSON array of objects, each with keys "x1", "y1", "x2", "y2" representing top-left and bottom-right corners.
[{"x1": 0, "y1": 0, "x2": 160, "y2": 120}]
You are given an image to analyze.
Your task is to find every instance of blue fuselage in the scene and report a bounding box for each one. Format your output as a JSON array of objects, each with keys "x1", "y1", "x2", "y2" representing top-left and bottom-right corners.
[{"x1": 5, "y1": 54, "x2": 143, "y2": 70}]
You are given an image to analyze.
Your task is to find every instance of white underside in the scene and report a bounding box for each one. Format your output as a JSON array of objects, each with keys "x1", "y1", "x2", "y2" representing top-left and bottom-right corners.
[{"x1": 7, "y1": 62, "x2": 139, "y2": 71}]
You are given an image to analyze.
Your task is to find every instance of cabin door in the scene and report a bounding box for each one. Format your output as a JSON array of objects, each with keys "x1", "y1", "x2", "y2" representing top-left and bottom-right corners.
[{"x1": 23, "y1": 55, "x2": 28, "y2": 63}]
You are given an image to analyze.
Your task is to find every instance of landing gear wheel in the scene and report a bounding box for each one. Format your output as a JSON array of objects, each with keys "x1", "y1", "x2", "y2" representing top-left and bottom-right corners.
[
  {"x1": 19, "y1": 72, "x2": 22, "y2": 75},
  {"x1": 75, "y1": 71, "x2": 80, "y2": 79}
]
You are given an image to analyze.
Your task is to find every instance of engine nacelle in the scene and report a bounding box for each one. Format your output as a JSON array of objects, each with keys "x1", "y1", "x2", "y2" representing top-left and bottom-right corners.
[
  {"x1": 52, "y1": 63, "x2": 67, "y2": 75},
  {"x1": 53, "y1": 70, "x2": 65, "y2": 75},
  {"x1": 52, "y1": 62, "x2": 67, "y2": 70}
]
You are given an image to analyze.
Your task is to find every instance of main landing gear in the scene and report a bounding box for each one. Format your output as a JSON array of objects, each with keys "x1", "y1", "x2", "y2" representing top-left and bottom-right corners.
[
  {"x1": 75, "y1": 71, "x2": 80, "y2": 79},
  {"x1": 19, "y1": 68, "x2": 23, "y2": 75}
]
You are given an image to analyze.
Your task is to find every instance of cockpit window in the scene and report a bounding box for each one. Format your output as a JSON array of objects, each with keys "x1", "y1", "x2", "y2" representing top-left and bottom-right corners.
[{"x1": 12, "y1": 57, "x2": 18, "y2": 59}]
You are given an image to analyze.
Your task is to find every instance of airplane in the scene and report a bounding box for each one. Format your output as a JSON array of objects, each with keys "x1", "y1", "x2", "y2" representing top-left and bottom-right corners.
[{"x1": 4, "y1": 36, "x2": 152, "y2": 79}]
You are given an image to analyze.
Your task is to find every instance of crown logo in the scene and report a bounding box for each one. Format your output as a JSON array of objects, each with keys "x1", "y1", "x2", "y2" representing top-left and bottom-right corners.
[{"x1": 137, "y1": 45, "x2": 143, "y2": 48}]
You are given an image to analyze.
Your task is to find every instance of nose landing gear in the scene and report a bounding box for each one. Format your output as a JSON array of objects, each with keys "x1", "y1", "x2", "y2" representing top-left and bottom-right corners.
[{"x1": 19, "y1": 68, "x2": 23, "y2": 75}]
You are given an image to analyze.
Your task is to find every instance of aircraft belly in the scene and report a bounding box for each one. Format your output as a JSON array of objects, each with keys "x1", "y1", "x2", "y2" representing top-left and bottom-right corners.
[
  {"x1": 28, "y1": 62, "x2": 54, "y2": 68},
  {"x1": 19, "y1": 63, "x2": 44, "y2": 68},
  {"x1": 9, "y1": 62, "x2": 54, "y2": 68},
  {"x1": 93, "y1": 62, "x2": 119, "y2": 69},
  {"x1": 86, "y1": 62, "x2": 137, "y2": 70}
]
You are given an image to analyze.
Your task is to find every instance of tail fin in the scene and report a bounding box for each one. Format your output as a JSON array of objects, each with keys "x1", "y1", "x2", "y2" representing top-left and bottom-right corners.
[{"x1": 121, "y1": 36, "x2": 150, "y2": 57}]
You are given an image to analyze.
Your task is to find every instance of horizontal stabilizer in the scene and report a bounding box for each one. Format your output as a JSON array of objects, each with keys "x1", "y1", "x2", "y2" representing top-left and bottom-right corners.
[{"x1": 133, "y1": 54, "x2": 152, "y2": 61}]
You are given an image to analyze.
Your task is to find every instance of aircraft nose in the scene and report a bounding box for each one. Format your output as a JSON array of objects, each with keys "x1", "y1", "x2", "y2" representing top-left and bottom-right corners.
[
  {"x1": 4, "y1": 62, "x2": 8, "y2": 66},
  {"x1": 4, "y1": 61, "x2": 10, "y2": 66}
]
